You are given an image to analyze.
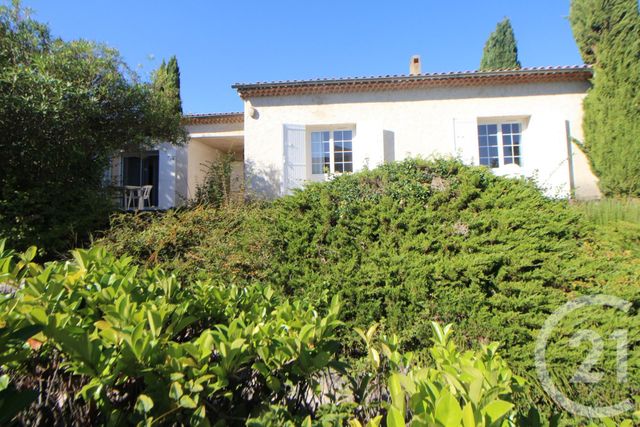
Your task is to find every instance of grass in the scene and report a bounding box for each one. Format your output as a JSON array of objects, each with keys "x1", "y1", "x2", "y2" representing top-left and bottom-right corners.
[{"x1": 573, "y1": 198, "x2": 640, "y2": 226}]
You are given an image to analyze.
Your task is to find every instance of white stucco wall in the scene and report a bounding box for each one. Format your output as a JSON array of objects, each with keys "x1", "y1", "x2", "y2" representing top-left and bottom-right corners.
[
  {"x1": 242, "y1": 81, "x2": 600, "y2": 199},
  {"x1": 187, "y1": 140, "x2": 223, "y2": 200},
  {"x1": 184, "y1": 120, "x2": 244, "y2": 201}
]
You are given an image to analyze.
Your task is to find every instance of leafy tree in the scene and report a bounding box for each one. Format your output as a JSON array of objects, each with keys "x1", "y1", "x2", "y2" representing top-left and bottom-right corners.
[
  {"x1": 0, "y1": 1, "x2": 185, "y2": 255},
  {"x1": 480, "y1": 18, "x2": 521, "y2": 71},
  {"x1": 570, "y1": 0, "x2": 640, "y2": 195}
]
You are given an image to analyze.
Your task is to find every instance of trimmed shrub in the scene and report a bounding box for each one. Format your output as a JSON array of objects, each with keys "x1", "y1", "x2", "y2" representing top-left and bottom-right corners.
[{"x1": 98, "y1": 159, "x2": 640, "y2": 421}]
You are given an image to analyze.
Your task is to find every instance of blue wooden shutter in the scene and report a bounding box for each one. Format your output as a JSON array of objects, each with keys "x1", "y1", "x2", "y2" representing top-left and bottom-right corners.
[{"x1": 283, "y1": 124, "x2": 307, "y2": 195}]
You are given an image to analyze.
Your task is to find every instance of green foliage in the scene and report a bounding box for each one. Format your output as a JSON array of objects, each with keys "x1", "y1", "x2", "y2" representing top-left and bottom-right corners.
[
  {"x1": 351, "y1": 322, "x2": 524, "y2": 427},
  {"x1": 153, "y1": 54, "x2": 183, "y2": 124},
  {"x1": 193, "y1": 153, "x2": 237, "y2": 208},
  {"x1": 99, "y1": 158, "x2": 640, "y2": 423},
  {"x1": 569, "y1": 0, "x2": 610, "y2": 64},
  {"x1": 0, "y1": 241, "x2": 533, "y2": 425},
  {"x1": 479, "y1": 18, "x2": 521, "y2": 71},
  {"x1": 0, "y1": 2, "x2": 185, "y2": 255},
  {"x1": 574, "y1": 198, "x2": 640, "y2": 226},
  {"x1": 570, "y1": 0, "x2": 640, "y2": 196}
]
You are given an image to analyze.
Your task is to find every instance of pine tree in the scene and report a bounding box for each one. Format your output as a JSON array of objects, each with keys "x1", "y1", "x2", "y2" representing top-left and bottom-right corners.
[
  {"x1": 570, "y1": 0, "x2": 640, "y2": 195},
  {"x1": 479, "y1": 18, "x2": 521, "y2": 71}
]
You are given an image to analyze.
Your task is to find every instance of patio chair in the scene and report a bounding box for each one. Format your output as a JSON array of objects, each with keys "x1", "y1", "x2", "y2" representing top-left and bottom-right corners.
[{"x1": 125, "y1": 185, "x2": 153, "y2": 210}]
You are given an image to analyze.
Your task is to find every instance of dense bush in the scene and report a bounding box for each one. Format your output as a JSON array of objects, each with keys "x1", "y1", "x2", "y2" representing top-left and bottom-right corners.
[
  {"x1": 0, "y1": 3, "x2": 185, "y2": 256},
  {"x1": 0, "y1": 242, "x2": 541, "y2": 426},
  {"x1": 99, "y1": 159, "x2": 640, "y2": 423}
]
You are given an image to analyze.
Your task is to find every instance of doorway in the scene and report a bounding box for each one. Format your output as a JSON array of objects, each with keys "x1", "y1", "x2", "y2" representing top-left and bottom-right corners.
[{"x1": 121, "y1": 151, "x2": 159, "y2": 207}]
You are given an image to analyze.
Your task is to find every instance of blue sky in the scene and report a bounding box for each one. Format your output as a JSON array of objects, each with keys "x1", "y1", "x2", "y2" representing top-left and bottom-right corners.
[{"x1": 21, "y1": 0, "x2": 583, "y2": 114}]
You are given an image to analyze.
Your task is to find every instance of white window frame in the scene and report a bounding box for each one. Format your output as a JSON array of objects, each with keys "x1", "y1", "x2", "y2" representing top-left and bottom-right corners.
[
  {"x1": 307, "y1": 126, "x2": 355, "y2": 178},
  {"x1": 477, "y1": 120, "x2": 524, "y2": 168}
]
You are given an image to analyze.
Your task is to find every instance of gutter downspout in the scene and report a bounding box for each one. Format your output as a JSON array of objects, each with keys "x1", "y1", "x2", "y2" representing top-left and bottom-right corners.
[{"x1": 565, "y1": 120, "x2": 576, "y2": 199}]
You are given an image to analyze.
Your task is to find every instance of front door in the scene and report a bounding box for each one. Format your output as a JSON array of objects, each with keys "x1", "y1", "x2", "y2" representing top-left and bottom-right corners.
[{"x1": 122, "y1": 151, "x2": 159, "y2": 207}]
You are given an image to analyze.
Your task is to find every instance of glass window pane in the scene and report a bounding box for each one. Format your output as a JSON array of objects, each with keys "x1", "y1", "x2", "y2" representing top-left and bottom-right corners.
[
  {"x1": 490, "y1": 158, "x2": 499, "y2": 168},
  {"x1": 490, "y1": 147, "x2": 498, "y2": 157},
  {"x1": 504, "y1": 158, "x2": 513, "y2": 165},
  {"x1": 501, "y1": 124, "x2": 511, "y2": 134},
  {"x1": 335, "y1": 163, "x2": 343, "y2": 173},
  {"x1": 488, "y1": 124, "x2": 498, "y2": 134},
  {"x1": 344, "y1": 163, "x2": 353, "y2": 172},
  {"x1": 489, "y1": 135, "x2": 498, "y2": 146},
  {"x1": 335, "y1": 153, "x2": 343, "y2": 163},
  {"x1": 512, "y1": 123, "x2": 521, "y2": 133},
  {"x1": 479, "y1": 147, "x2": 488, "y2": 157},
  {"x1": 344, "y1": 152, "x2": 352, "y2": 162}
]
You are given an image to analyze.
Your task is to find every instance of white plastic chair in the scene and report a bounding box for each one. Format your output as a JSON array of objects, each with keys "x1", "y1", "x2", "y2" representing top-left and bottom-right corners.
[
  {"x1": 139, "y1": 185, "x2": 153, "y2": 209},
  {"x1": 124, "y1": 185, "x2": 153, "y2": 210},
  {"x1": 124, "y1": 186, "x2": 138, "y2": 210}
]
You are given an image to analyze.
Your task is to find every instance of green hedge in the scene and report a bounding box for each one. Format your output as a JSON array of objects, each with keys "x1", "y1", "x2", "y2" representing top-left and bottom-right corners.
[{"x1": 99, "y1": 159, "x2": 640, "y2": 423}]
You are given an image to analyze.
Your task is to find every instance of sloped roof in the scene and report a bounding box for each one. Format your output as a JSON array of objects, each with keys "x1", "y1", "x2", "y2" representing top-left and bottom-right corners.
[
  {"x1": 182, "y1": 112, "x2": 244, "y2": 125},
  {"x1": 232, "y1": 66, "x2": 592, "y2": 99}
]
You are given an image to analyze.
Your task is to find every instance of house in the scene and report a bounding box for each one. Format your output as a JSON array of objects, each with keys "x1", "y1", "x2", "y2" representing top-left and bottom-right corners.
[{"x1": 109, "y1": 58, "x2": 600, "y2": 209}]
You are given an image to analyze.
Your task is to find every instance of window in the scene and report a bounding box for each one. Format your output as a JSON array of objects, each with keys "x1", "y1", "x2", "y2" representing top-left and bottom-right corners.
[
  {"x1": 477, "y1": 122, "x2": 522, "y2": 168},
  {"x1": 311, "y1": 130, "x2": 353, "y2": 174},
  {"x1": 311, "y1": 131, "x2": 330, "y2": 174}
]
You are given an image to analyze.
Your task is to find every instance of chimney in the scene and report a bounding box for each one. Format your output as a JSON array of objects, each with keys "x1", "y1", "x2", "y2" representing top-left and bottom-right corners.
[{"x1": 409, "y1": 55, "x2": 421, "y2": 75}]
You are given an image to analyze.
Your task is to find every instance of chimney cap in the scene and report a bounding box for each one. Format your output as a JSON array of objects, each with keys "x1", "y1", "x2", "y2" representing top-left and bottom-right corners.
[{"x1": 409, "y1": 55, "x2": 421, "y2": 75}]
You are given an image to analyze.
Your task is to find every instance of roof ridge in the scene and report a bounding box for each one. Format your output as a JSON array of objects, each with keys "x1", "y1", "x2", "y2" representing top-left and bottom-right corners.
[
  {"x1": 232, "y1": 65, "x2": 592, "y2": 88},
  {"x1": 183, "y1": 111, "x2": 243, "y2": 118}
]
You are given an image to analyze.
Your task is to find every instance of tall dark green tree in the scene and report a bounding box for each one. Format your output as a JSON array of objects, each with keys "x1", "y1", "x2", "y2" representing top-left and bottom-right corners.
[
  {"x1": 570, "y1": 0, "x2": 640, "y2": 195},
  {"x1": 0, "y1": 2, "x2": 186, "y2": 255},
  {"x1": 153, "y1": 55, "x2": 182, "y2": 115},
  {"x1": 167, "y1": 55, "x2": 182, "y2": 114},
  {"x1": 569, "y1": 0, "x2": 610, "y2": 64},
  {"x1": 479, "y1": 18, "x2": 521, "y2": 71}
]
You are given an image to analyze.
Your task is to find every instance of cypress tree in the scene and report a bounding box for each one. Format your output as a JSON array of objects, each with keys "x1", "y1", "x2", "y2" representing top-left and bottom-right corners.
[
  {"x1": 570, "y1": 0, "x2": 640, "y2": 195},
  {"x1": 480, "y1": 18, "x2": 521, "y2": 71},
  {"x1": 569, "y1": 0, "x2": 610, "y2": 64},
  {"x1": 166, "y1": 55, "x2": 182, "y2": 114},
  {"x1": 153, "y1": 55, "x2": 182, "y2": 116}
]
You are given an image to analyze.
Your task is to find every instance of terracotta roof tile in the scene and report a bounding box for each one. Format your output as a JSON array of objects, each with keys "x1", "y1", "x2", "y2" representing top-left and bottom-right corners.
[
  {"x1": 182, "y1": 112, "x2": 244, "y2": 125},
  {"x1": 232, "y1": 65, "x2": 593, "y2": 98}
]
